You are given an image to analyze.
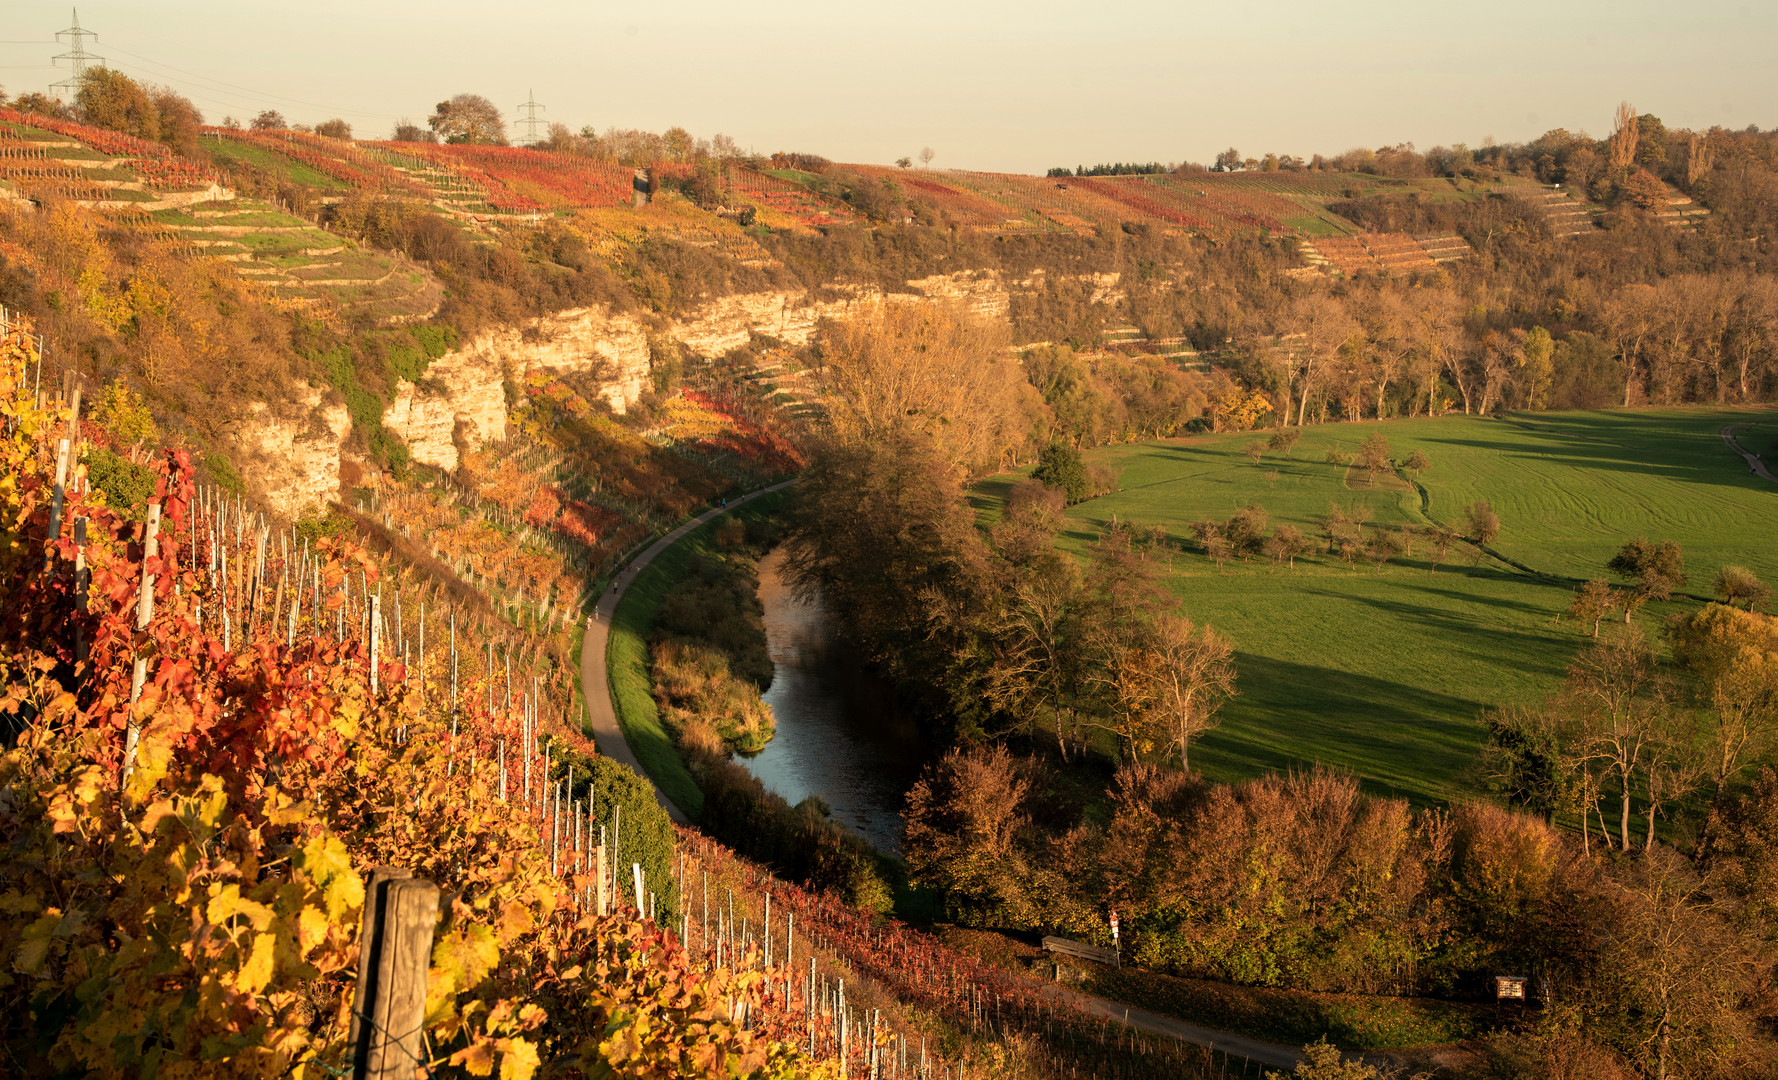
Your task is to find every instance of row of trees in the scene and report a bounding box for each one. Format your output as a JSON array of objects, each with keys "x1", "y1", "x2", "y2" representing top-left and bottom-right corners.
[
  {"x1": 789, "y1": 305, "x2": 1245, "y2": 766},
  {"x1": 1223, "y1": 275, "x2": 1778, "y2": 427},
  {"x1": 3, "y1": 69, "x2": 203, "y2": 155}
]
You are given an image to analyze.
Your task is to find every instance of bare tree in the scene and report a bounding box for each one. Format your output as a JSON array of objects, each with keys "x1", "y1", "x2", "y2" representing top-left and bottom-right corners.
[
  {"x1": 815, "y1": 300, "x2": 1026, "y2": 477},
  {"x1": 1134, "y1": 614, "x2": 1237, "y2": 770},
  {"x1": 1564, "y1": 627, "x2": 1667, "y2": 851},
  {"x1": 1602, "y1": 853, "x2": 1767, "y2": 1080},
  {"x1": 919, "y1": 146, "x2": 935, "y2": 168}
]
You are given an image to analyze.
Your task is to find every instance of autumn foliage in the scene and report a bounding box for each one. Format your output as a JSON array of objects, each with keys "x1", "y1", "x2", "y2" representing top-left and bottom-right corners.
[{"x1": 0, "y1": 321, "x2": 823, "y2": 1078}]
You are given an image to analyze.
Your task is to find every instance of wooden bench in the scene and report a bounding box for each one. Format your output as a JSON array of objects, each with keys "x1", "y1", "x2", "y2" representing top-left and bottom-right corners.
[{"x1": 1042, "y1": 935, "x2": 1119, "y2": 968}]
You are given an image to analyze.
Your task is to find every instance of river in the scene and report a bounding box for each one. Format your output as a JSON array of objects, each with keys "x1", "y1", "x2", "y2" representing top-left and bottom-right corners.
[{"x1": 735, "y1": 548, "x2": 927, "y2": 854}]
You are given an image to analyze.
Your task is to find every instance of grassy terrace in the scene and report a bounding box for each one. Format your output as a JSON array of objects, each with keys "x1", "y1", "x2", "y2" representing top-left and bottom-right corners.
[{"x1": 972, "y1": 407, "x2": 1778, "y2": 804}]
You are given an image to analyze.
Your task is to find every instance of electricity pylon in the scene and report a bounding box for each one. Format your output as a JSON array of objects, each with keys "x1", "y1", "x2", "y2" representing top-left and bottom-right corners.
[
  {"x1": 516, "y1": 90, "x2": 547, "y2": 145},
  {"x1": 51, "y1": 9, "x2": 104, "y2": 100}
]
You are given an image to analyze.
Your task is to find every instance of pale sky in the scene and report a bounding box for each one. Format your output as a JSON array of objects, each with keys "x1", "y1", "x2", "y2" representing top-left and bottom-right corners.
[{"x1": 4, "y1": 1, "x2": 1774, "y2": 173}]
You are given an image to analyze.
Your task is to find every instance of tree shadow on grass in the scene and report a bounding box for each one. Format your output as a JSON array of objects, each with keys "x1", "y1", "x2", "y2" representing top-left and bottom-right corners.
[
  {"x1": 1196, "y1": 652, "x2": 1489, "y2": 805},
  {"x1": 1293, "y1": 585, "x2": 1572, "y2": 680}
]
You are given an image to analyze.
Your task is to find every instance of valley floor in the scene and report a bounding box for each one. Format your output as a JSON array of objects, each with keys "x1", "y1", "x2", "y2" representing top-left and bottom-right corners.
[{"x1": 974, "y1": 406, "x2": 1778, "y2": 802}]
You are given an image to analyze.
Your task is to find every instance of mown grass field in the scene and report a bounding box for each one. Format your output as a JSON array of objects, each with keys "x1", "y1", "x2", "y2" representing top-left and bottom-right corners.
[{"x1": 972, "y1": 407, "x2": 1778, "y2": 804}]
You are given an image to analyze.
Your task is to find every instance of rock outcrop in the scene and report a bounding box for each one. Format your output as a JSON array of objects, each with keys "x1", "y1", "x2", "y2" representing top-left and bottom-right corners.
[
  {"x1": 245, "y1": 268, "x2": 1099, "y2": 508},
  {"x1": 243, "y1": 390, "x2": 352, "y2": 517}
]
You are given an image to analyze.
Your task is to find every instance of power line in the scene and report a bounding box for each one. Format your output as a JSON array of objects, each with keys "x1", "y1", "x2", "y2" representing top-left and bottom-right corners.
[
  {"x1": 99, "y1": 42, "x2": 406, "y2": 121},
  {"x1": 516, "y1": 89, "x2": 547, "y2": 145},
  {"x1": 50, "y1": 8, "x2": 102, "y2": 100}
]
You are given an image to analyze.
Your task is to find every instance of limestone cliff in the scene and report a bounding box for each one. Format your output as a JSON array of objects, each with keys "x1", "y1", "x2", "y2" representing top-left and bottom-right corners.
[
  {"x1": 243, "y1": 390, "x2": 352, "y2": 517},
  {"x1": 244, "y1": 268, "x2": 1100, "y2": 510}
]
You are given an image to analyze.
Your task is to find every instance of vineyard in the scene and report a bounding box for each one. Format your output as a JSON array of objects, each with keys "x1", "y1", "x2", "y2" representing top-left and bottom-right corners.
[
  {"x1": 0, "y1": 299, "x2": 1250, "y2": 1078},
  {"x1": 1297, "y1": 231, "x2": 1472, "y2": 276},
  {"x1": 1, "y1": 109, "x2": 224, "y2": 204},
  {"x1": 205, "y1": 127, "x2": 428, "y2": 197},
  {"x1": 726, "y1": 166, "x2": 857, "y2": 230}
]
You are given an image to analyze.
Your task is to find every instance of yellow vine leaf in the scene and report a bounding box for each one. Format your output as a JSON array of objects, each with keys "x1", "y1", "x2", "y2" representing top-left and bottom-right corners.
[
  {"x1": 428, "y1": 924, "x2": 499, "y2": 1023},
  {"x1": 452, "y1": 1040, "x2": 495, "y2": 1076},
  {"x1": 14, "y1": 910, "x2": 61, "y2": 975},
  {"x1": 497, "y1": 901, "x2": 533, "y2": 945},
  {"x1": 207, "y1": 884, "x2": 275, "y2": 933},
  {"x1": 297, "y1": 902, "x2": 330, "y2": 955},
  {"x1": 123, "y1": 741, "x2": 171, "y2": 807},
  {"x1": 238, "y1": 930, "x2": 277, "y2": 994},
  {"x1": 498, "y1": 1038, "x2": 539, "y2": 1080},
  {"x1": 296, "y1": 835, "x2": 362, "y2": 922}
]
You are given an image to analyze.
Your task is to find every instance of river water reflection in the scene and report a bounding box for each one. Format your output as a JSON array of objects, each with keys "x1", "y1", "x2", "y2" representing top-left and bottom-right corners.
[{"x1": 736, "y1": 548, "x2": 927, "y2": 854}]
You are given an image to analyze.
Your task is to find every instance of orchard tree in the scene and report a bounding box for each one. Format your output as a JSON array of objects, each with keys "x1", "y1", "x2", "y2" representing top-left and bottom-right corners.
[
  {"x1": 1713, "y1": 564, "x2": 1771, "y2": 611},
  {"x1": 1267, "y1": 427, "x2": 1301, "y2": 458},
  {"x1": 1356, "y1": 431, "x2": 1392, "y2": 485},
  {"x1": 1462, "y1": 500, "x2": 1500, "y2": 545},
  {"x1": 1245, "y1": 440, "x2": 1266, "y2": 465},
  {"x1": 250, "y1": 109, "x2": 286, "y2": 131},
  {"x1": 1265, "y1": 524, "x2": 1307, "y2": 569},
  {"x1": 1404, "y1": 448, "x2": 1430, "y2": 479},
  {"x1": 1225, "y1": 504, "x2": 1269, "y2": 560},
  {"x1": 1569, "y1": 578, "x2": 1618, "y2": 638},
  {"x1": 314, "y1": 118, "x2": 352, "y2": 139},
  {"x1": 1608, "y1": 536, "x2": 1687, "y2": 617}
]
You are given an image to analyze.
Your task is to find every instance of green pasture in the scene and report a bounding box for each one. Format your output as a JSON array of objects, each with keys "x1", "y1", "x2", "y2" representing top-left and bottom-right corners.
[{"x1": 972, "y1": 407, "x2": 1778, "y2": 804}]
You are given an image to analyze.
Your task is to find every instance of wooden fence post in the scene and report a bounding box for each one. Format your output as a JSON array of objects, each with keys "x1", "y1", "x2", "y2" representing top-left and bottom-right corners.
[{"x1": 350, "y1": 867, "x2": 440, "y2": 1080}]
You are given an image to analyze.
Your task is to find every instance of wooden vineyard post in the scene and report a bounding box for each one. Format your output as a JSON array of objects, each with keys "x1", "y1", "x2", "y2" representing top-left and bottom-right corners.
[{"x1": 350, "y1": 867, "x2": 440, "y2": 1080}]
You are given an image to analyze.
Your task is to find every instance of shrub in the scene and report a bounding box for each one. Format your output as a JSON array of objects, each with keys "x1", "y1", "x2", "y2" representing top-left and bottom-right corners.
[
  {"x1": 1032, "y1": 439, "x2": 1089, "y2": 503},
  {"x1": 81, "y1": 446, "x2": 155, "y2": 517},
  {"x1": 551, "y1": 747, "x2": 681, "y2": 919}
]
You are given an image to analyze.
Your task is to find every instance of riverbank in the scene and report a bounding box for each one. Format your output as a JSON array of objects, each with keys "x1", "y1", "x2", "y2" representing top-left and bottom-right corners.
[
  {"x1": 736, "y1": 547, "x2": 928, "y2": 854},
  {"x1": 586, "y1": 482, "x2": 794, "y2": 821}
]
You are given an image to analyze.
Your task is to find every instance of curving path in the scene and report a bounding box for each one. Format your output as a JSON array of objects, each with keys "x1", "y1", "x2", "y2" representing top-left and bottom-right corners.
[
  {"x1": 1722, "y1": 424, "x2": 1776, "y2": 483},
  {"x1": 578, "y1": 480, "x2": 795, "y2": 825}
]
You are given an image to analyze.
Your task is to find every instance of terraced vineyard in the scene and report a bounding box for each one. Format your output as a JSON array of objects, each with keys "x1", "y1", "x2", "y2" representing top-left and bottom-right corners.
[{"x1": 1, "y1": 108, "x2": 225, "y2": 206}]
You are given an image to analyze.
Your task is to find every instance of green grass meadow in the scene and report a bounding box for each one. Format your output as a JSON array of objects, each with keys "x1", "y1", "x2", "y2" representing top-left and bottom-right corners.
[{"x1": 972, "y1": 407, "x2": 1778, "y2": 804}]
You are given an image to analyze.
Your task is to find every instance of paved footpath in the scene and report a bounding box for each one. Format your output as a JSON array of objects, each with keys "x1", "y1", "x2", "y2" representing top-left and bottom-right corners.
[
  {"x1": 1723, "y1": 424, "x2": 1777, "y2": 483},
  {"x1": 577, "y1": 480, "x2": 795, "y2": 825}
]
